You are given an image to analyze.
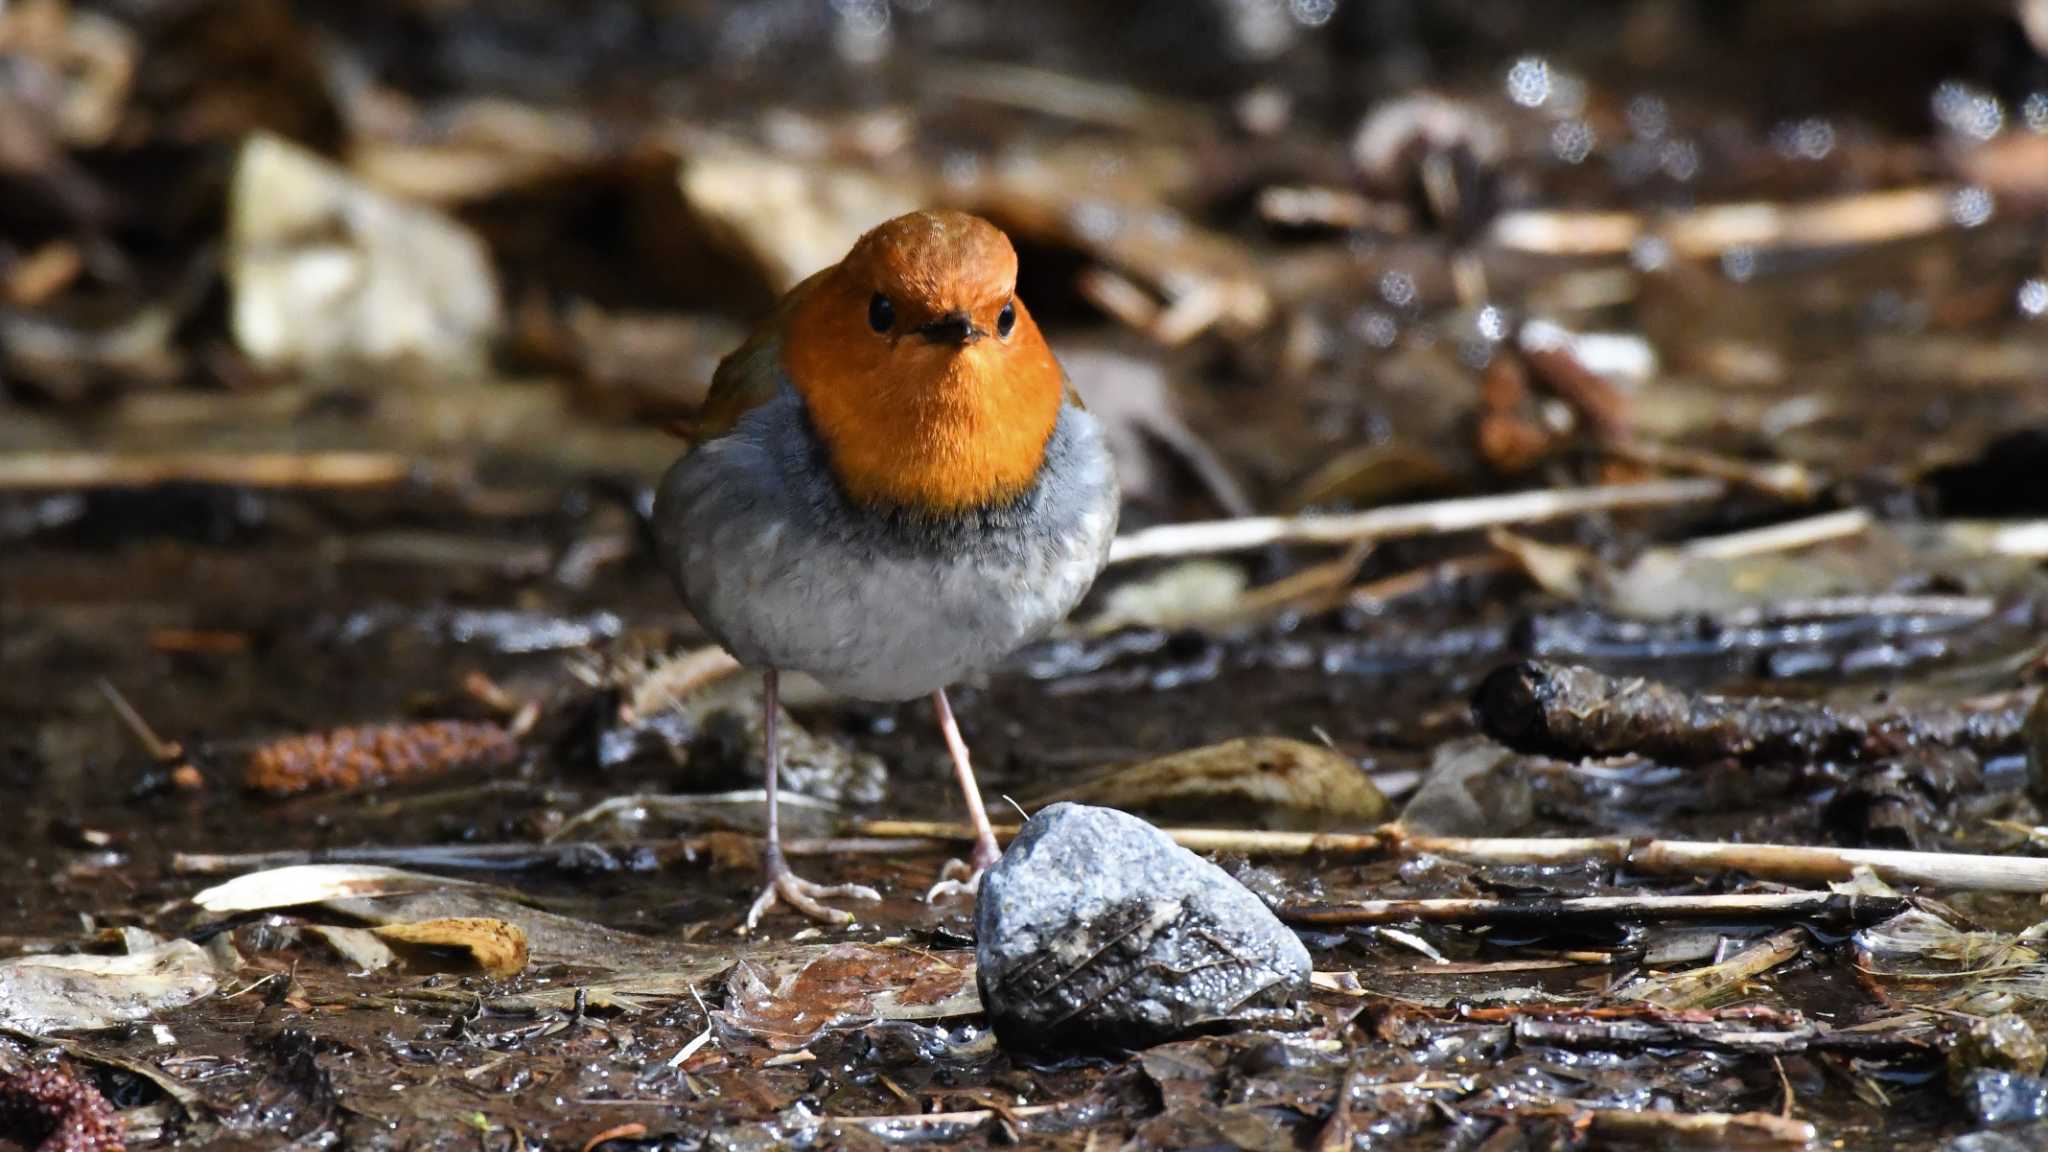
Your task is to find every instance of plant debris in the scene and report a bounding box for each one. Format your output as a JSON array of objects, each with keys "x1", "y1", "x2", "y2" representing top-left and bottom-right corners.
[
  {"x1": 0, "y1": 1063, "x2": 125, "y2": 1152},
  {"x1": 243, "y1": 719, "x2": 523, "y2": 797},
  {"x1": 1475, "y1": 661, "x2": 2035, "y2": 767}
]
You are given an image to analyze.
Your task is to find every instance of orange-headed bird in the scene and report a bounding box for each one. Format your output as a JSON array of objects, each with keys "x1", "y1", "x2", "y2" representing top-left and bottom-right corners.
[{"x1": 654, "y1": 210, "x2": 1119, "y2": 927}]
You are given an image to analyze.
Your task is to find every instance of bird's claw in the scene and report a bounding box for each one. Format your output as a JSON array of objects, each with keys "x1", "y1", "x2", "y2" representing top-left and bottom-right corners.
[
  {"x1": 924, "y1": 836, "x2": 1003, "y2": 904},
  {"x1": 924, "y1": 858, "x2": 984, "y2": 902},
  {"x1": 744, "y1": 861, "x2": 880, "y2": 930}
]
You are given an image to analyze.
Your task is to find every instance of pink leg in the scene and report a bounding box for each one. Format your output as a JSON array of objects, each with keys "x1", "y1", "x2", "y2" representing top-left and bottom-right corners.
[
  {"x1": 744, "y1": 668, "x2": 879, "y2": 930},
  {"x1": 926, "y1": 688, "x2": 1003, "y2": 901}
]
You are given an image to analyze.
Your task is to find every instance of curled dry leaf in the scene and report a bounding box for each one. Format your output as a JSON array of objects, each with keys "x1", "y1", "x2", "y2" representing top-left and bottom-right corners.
[
  {"x1": 192, "y1": 864, "x2": 475, "y2": 914},
  {"x1": 373, "y1": 918, "x2": 530, "y2": 977},
  {"x1": 1032, "y1": 737, "x2": 1388, "y2": 830},
  {"x1": 303, "y1": 925, "x2": 398, "y2": 973}
]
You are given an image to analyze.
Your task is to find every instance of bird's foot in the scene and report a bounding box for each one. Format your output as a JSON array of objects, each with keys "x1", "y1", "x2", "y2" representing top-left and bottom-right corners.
[
  {"x1": 925, "y1": 835, "x2": 1003, "y2": 903},
  {"x1": 744, "y1": 857, "x2": 880, "y2": 931}
]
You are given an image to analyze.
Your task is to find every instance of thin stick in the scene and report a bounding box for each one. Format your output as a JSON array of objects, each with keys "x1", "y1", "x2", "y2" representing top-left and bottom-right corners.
[
  {"x1": 1106, "y1": 478, "x2": 1727, "y2": 565},
  {"x1": 1283, "y1": 892, "x2": 1906, "y2": 927},
  {"x1": 1566, "y1": 1106, "x2": 1815, "y2": 1149},
  {"x1": 0, "y1": 452, "x2": 418, "y2": 490},
  {"x1": 170, "y1": 835, "x2": 964, "y2": 876},
  {"x1": 1607, "y1": 439, "x2": 1819, "y2": 501},
  {"x1": 1674, "y1": 509, "x2": 1872, "y2": 561},
  {"x1": 854, "y1": 819, "x2": 2048, "y2": 894},
  {"x1": 175, "y1": 825, "x2": 2048, "y2": 897},
  {"x1": 96, "y1": 679, "x2": 180, "y2": 761},
  {"x1": 1490, "y1": 184, "x2": 1959, "y2": 259}
]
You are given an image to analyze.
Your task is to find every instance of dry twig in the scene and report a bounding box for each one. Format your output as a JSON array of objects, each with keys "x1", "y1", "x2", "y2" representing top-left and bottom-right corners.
[
  {"x1": 1107, "y1": 478, "x2": 1728, "y2": 565},
  {"x1": 858, "y1": 819, "x2": 2048, "y2": 893},
  {"x1": 1283, "y1": 892, "x2": 1905, "y2": 928}
]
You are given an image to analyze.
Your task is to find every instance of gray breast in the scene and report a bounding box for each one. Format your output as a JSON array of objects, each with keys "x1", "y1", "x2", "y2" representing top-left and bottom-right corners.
[{"x1": 653, "y1": 385, "x2": 1119, "y2": 702}]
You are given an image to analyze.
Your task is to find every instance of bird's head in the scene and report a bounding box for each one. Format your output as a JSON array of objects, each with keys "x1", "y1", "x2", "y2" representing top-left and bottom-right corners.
[{"x1": 782, "y1": 210, "x2": 1066, "y2": 513}]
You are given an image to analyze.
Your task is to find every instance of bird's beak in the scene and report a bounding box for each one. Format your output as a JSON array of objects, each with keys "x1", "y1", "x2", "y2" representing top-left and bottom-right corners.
[{"x1": 915, "y1": 311, "x2": 984, "y2": 346}]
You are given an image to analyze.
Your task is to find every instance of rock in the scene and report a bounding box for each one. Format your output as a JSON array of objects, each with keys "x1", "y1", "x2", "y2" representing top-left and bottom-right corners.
[
  {"x1": 1960, "y1": 1070, "x2": 2048, "y2": 1128},
  {"x1": 974, "y1": 803, "x2": 1311, "y2": 1050},
  {"x1": 1945, "y1": 1127, "x2": 2048, "y2": 1151},
  {"x1": 1950, "y1": 1015, "x2": 2048, "y2": 1094}
]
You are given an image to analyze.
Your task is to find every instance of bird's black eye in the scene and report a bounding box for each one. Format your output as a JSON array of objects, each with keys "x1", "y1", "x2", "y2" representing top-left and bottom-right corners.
[
  {"x1": 868, "y1": 293, "x2": 894, "y2": 333},
  {"x1": 996, "y1": 300, "x2": 1016, "y2": 338}
]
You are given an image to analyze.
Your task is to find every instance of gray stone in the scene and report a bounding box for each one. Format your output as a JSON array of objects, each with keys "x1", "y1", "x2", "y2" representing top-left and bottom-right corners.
[
  {"x1": 974, "y1": 803, "x2": 1312, "y2": 1050},
  {"x1": 1943, "y1": 1127, "x2": 2048, "y2": 1152},
  {"x1": 1962, "y1": 1070, "x2": 2048, "y2": 1128}
]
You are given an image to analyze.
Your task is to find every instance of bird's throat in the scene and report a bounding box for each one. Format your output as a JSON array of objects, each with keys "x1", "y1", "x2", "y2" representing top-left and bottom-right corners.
[{"x1": 790, "y1": 340, "x2": 1064, "y2": 514}]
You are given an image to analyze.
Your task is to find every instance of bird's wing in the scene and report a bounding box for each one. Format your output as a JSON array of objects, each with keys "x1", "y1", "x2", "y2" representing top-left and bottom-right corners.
[{"x1": 686, "y1": 268, "x2": 830, "y2": 442}]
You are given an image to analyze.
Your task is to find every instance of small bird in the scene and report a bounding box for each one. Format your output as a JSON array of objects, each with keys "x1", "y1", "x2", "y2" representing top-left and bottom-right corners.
[{"x1": 654, "y1": 209, "x2": 1120, "y2": 927}]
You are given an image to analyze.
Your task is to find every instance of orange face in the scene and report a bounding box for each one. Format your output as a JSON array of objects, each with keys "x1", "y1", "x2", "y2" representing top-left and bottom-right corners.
[{"x1": 782, "y1": 211, "x2": 1066, "y2": 513}]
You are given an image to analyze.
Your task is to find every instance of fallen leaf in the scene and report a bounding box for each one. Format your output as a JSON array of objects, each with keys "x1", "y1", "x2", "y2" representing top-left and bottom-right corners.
[
  {"x1": 1083, "y1": 561, "x2": 1248, "y2": 634},
  {"x1": 192, "y1": 864, "x2": 478, "y2": 914},
  {"x1": 718, "y1": 944, "x2": 979, "y2": 1052},
  {"x1": 1033, "y1": 737, "x2": 1388, "y2": 830},
  {"x1": 373, "y1": 918, "x2": 530, "y2": 976},
  {"x1": 0, "y1": 940, "x2": 219, "y2": 1034},
  {"x1": 304, "y1": 925, "x2": 398, "y2": 972},
  {"x1": 1488, "y1": 528, "x2": 1593, "y2": 599}
]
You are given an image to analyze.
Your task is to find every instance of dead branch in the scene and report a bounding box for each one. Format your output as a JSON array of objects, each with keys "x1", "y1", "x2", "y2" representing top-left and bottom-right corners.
[{"x1": 1473, "y1": 660, "x2": 2036, "y2": 766}]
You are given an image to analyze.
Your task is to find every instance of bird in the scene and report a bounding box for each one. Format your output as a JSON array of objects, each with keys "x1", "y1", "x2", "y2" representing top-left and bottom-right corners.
[{"x1": 653, "y1": 209, "x2": 1120, "y2": 928}]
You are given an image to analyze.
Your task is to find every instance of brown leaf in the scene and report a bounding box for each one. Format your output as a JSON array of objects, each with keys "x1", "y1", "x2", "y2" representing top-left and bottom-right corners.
[
  {"x1": 373, "y1": 917, "x2": 530, "y2": 977},
  {"x1": 1034, "y1": 737, "x2": 1388, "y2": 830}
]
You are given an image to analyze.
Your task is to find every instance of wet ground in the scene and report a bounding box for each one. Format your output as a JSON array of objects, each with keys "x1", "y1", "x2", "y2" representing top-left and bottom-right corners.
[{"x1": 7, "y1": 1, "x2": 2048, "y2": 1149}]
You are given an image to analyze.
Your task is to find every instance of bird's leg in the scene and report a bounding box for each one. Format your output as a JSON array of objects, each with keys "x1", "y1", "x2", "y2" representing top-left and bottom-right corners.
[
  {"x1": 926, "y1": 687, "x2": 1004, "y2": 902},
  {"x1": 745, "y1": 668, "x2": 880, "y2": 930}
]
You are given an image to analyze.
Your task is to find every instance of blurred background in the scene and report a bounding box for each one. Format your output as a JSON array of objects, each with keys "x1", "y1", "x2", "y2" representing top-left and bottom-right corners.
[
  {"x1": 5, "y1": 0, "x2": 2046, "y2": 524},
  {"x1": 8, "y1": 0, "x2": 2048, "y2": 787},
  {"x1": 11, "y1": 0, "x2": 2048, "y2": 821}
]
